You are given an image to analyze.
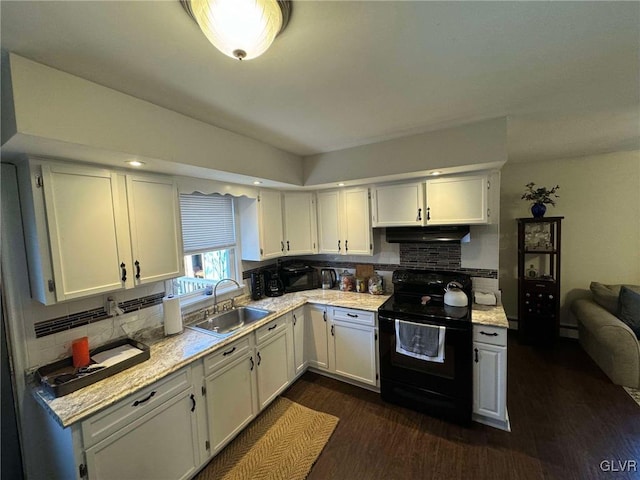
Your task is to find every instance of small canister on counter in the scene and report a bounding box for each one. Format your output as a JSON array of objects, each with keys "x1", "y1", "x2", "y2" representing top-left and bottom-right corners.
[
  {"x1": 339, "y1": 270, "x2": 355, "y2": 292},
  {"x1": 356, "y1": 277, "x2": 366, "y2": 293},
  {"x1": 368, "y1": 272, "x2": 384, "y2": 295}
]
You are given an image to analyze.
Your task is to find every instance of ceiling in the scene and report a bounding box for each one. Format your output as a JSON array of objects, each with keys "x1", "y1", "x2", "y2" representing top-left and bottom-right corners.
[{"x1": 1, "y1": 1, "x2": 639, "y2": 164}]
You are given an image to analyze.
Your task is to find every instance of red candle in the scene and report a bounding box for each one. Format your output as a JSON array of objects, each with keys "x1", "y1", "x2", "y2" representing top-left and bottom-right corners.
[{"x1": 72, "y1": 337, "x2": 90, "y2": 368}]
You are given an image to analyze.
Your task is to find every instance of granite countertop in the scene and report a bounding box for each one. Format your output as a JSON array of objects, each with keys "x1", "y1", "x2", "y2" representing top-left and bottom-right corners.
[
  {"x1": 33, "y1": 289, "x2": 390, "y2": 428},
  {"x1": 33, "y1": 290, "x2": 508, "y2": 427},
  {"x1": 472, "y1": 304, "x2": 509, "y2": 328}
]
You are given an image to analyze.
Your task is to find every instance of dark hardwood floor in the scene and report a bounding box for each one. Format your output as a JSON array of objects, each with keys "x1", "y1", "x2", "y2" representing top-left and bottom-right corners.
[{"x1": 283, "y1": 333, "x2": 640, "y2": 480}]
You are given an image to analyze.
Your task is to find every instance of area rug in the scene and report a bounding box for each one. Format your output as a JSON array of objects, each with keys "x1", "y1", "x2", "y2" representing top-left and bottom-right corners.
[
  {"x1": 195, "y1": 397, "x2": 339, "y2": 480},
  {"x1": 624, "y1": 387, "x2": 640, "y2": 407}
]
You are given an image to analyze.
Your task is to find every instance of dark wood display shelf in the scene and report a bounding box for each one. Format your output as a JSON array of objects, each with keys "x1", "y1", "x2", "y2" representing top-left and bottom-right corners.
[{"x1": 517, "y1": 217, "x2": 563, "y2": 345}]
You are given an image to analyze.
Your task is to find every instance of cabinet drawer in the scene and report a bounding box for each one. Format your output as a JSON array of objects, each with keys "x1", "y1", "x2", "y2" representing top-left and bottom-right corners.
[
  {"x1": 473, "y1": 325, "x2": 507, "y2": 346},
  {"x1": 256, "y1": 315, "x2": 288, "y2": 345},
  {"x1": 81, "y1": 367, "x2": 192, "y2": 447},
  {"x1": 204, "y1": 336, "x2": 251, "y2": 376},
  {"x1": 331, "y1": 307, "x2": 375, "y2": 326}
]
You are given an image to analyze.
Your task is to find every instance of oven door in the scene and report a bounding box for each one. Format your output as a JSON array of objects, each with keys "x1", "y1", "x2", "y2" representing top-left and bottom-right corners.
[{"x1": 378, "y1": 314, "x2": 472, "y2": 421}]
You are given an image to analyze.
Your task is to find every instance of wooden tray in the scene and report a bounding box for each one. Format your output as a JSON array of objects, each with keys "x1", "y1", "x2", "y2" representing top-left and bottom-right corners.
[{"x1": 36, "y1": 338, "x2": 150, "y2": 398}]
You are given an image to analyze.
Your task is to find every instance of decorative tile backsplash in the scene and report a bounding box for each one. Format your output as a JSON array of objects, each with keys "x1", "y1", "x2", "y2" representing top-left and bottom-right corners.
[
  {"x1": 399, "y1": 243, "x2": 461, "y2": 269},
  {"x1": 34, "y1": 292, "x2": 165, "y2": 338},
  {"x1": 243, "y1": 250, "x2": 497, "y2": 280}
]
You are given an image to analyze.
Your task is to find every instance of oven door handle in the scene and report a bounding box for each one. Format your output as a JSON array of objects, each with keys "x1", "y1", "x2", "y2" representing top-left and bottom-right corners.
[{"x1": 379, "y1": 315, "x2": 471, "y2": 333}]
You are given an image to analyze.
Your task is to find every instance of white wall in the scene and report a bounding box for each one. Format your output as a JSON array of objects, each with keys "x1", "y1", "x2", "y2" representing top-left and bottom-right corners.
[
  {"x1": 499, "y1": 150, "x2": 640, "y2": 326},
  {"x1": 303, "y1": 117, "x2": 507, "y2": 186},
  {"x1": 3, "y1": 54, "x2": 304, "y2": 185}
]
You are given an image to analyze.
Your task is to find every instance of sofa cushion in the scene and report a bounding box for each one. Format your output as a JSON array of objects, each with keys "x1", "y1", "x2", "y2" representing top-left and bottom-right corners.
[
  {"x1": 590, "y1": 282, "x2": 623, "y2": 315},
  {"x1": 618, "y1": 286, "x2": 640, "y2": 339}
]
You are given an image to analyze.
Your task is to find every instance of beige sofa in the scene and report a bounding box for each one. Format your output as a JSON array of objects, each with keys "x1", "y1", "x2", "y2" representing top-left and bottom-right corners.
[{"x1": 571, "y1": 284, "x2": 640, "y2": 389}]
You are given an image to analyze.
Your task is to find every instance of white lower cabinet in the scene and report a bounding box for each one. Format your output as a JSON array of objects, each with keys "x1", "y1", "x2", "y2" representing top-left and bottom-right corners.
[
  {"x1": 291, "y1": 307, "x2": 307, "y2": 377},
  {"x1": 255, "y1": 318, "x2": 292, "y2": 410},
  {"x1": 33, "y1": 306, "x2": 383, "y2": 480},
  {"x1": 306, "y1": 304, "x2": 329, "y2": 370},
  {"x1": 328, "y1": 307, "x2": 378, "y2": 387},
  {"x1": 472, "y1": 325, "x2": 509, "y2": 430},
  {"x1": 84, "y1": 388, "x2": 201, "y2": 480},
  {"x1": 203, "y1": 338, "x2": 257, "y2": 454},
  {"x1": 306, "y1": 305, "x2": 379, "y2": 388},
  {"x1": 78, "y1": 366, "x2": 203, "y2": 480}
]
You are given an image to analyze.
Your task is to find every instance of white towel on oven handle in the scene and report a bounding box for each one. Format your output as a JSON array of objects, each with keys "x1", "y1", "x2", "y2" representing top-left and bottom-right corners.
[{"x1": 395, "y1": 319, "x2": 445, "y2": 363}]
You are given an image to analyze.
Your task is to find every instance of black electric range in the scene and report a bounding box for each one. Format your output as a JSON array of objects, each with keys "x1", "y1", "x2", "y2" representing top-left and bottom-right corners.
[{"x1": 378, "y1": 269, "x2": 473, "y2": 424}]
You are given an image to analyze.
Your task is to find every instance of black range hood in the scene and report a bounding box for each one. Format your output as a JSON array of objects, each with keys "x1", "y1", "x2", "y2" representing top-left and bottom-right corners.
[{"x1": 386, "y1": 226, "x2": 471, "y2": 243}]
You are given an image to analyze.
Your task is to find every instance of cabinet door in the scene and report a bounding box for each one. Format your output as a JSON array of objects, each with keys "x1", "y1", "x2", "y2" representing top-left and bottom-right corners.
[
  {"x1": 85, "y1": 387, "x2": 200, "y2": 480},
  {"x1": 426, "y1": 175, "x2": 488, "y2": 225},
  {"x1": 126, "y1": 175, "x2": 184, "y2": 285},
  {"x1": 283, "y1": 192, "x2": 317, "y2": 255},
  {"x1": 371, "y1": 182, "x2": 425, "y2": 227},
  {"x1": 473, "y1": 342, "x2": 506, "y2": 421},
  {"x1": 256, "y1": 330, "x2": 290, "y2": 410},
  {"x1": 258, "y1": 190, "x2": 284, "y2": 259},
  {"x1": 306, "y1": 305, "x2": 329, "y2": 370},
  {"x1": 205, "y1": 353, "x2": 257, "y2": 453},
  {"x1": 330, "y1": 321, "x2": 377, "y2": 386},
  {"x1": 292, "y1": 308, "x2": 307, "y2": 376},
  {"x1": 41, "y1": 164, "x2": 126, "y2": 301},
  {"x1": 342, "y1": 187, "x2": 372, "y2": 256},
  {"x1": 316, "y1": 190, "x2": 342, "y2": 254}
]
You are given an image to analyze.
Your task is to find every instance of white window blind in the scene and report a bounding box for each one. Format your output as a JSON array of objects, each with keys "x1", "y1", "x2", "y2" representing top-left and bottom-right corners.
[{"x1": 180, "y1": 194, "x2": 236, "y2": 254}]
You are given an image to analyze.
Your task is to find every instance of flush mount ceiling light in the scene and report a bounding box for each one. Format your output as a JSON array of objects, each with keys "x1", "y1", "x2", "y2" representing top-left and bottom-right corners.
[{"x1": 181, "y1": 0, "x2": 291, "y2": 61}]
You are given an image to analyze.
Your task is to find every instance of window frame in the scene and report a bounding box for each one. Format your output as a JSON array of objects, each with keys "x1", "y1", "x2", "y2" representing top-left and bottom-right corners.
[{"x1": 172, "y1": 195, "x2": 244, "y2": 305}]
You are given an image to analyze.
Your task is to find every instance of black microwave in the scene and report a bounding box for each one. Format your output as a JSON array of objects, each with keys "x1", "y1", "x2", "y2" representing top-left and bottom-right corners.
[{"x1": 280, "y1": 264, "x2": 320, "y2": 293}]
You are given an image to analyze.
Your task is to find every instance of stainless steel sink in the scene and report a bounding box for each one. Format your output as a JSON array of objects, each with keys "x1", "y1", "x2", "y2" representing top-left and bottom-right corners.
[{"x1": 189, "y1": 307, "x2": 272, "y2": 337}]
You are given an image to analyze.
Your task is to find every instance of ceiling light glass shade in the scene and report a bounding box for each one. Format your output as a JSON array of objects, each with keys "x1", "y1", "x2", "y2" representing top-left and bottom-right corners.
[{"x1": 190, "y1": 0, "x2": 283, "y2": 60}]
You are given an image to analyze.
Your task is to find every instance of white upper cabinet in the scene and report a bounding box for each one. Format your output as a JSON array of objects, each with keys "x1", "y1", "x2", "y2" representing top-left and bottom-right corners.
[
  {"x1": 40, "y1": 163, "x2": 127, "y2": 302},
  {"x1": 317, "y1": 187, "x2": 373, "y2": 256},
  {"x1": 283, "y1": 191, "x2": 317, "y2": 255},
  {"x1": 371, "y1": 173, "x2": 498, "y2": 228},
  {"x1": 425, "y1": 175, "x2": 490, "y2": 225},
  {"x1": 241, "y1": 190, "x2": 317, "y2": 259},
  {"x1": 239, "y1": 190, "x2": 284, "y2": 261},
  {"x1": 19, "y1": 158, "x2": 184, "y2": 304},
  {"x1": 316, "y1": 190, "x2": 341, "y2": 254},
  {"x1": 371, "y1": 182, "x2": 425, "y2": 227},
  {"x1": 126, "y1": 174, "x2": 184, "y2": 285}
]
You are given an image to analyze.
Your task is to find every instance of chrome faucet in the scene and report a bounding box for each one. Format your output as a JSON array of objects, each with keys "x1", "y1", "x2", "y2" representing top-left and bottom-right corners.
[{"x1": 213, "y1": 278, "x2": 241, "y2": 313}]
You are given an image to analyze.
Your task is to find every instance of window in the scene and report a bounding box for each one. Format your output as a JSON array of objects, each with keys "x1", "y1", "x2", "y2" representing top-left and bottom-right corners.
[{"x1": 175, "y1": 193, "x2": 239, "y2": 296}]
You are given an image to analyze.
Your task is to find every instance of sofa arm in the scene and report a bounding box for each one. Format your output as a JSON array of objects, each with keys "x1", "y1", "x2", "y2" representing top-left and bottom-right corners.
[
  {"x1": 572, "y1": 299, "x2": 636, "y2": 338},
  {"x1": 572, "y1": 298, "x2": 640, "y2": 388}
]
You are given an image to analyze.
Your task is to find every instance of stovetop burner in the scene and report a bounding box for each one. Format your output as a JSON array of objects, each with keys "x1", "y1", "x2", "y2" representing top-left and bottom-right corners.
[{"x1": 378, "y1": 269, "x2": 473, "y2": 327}]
